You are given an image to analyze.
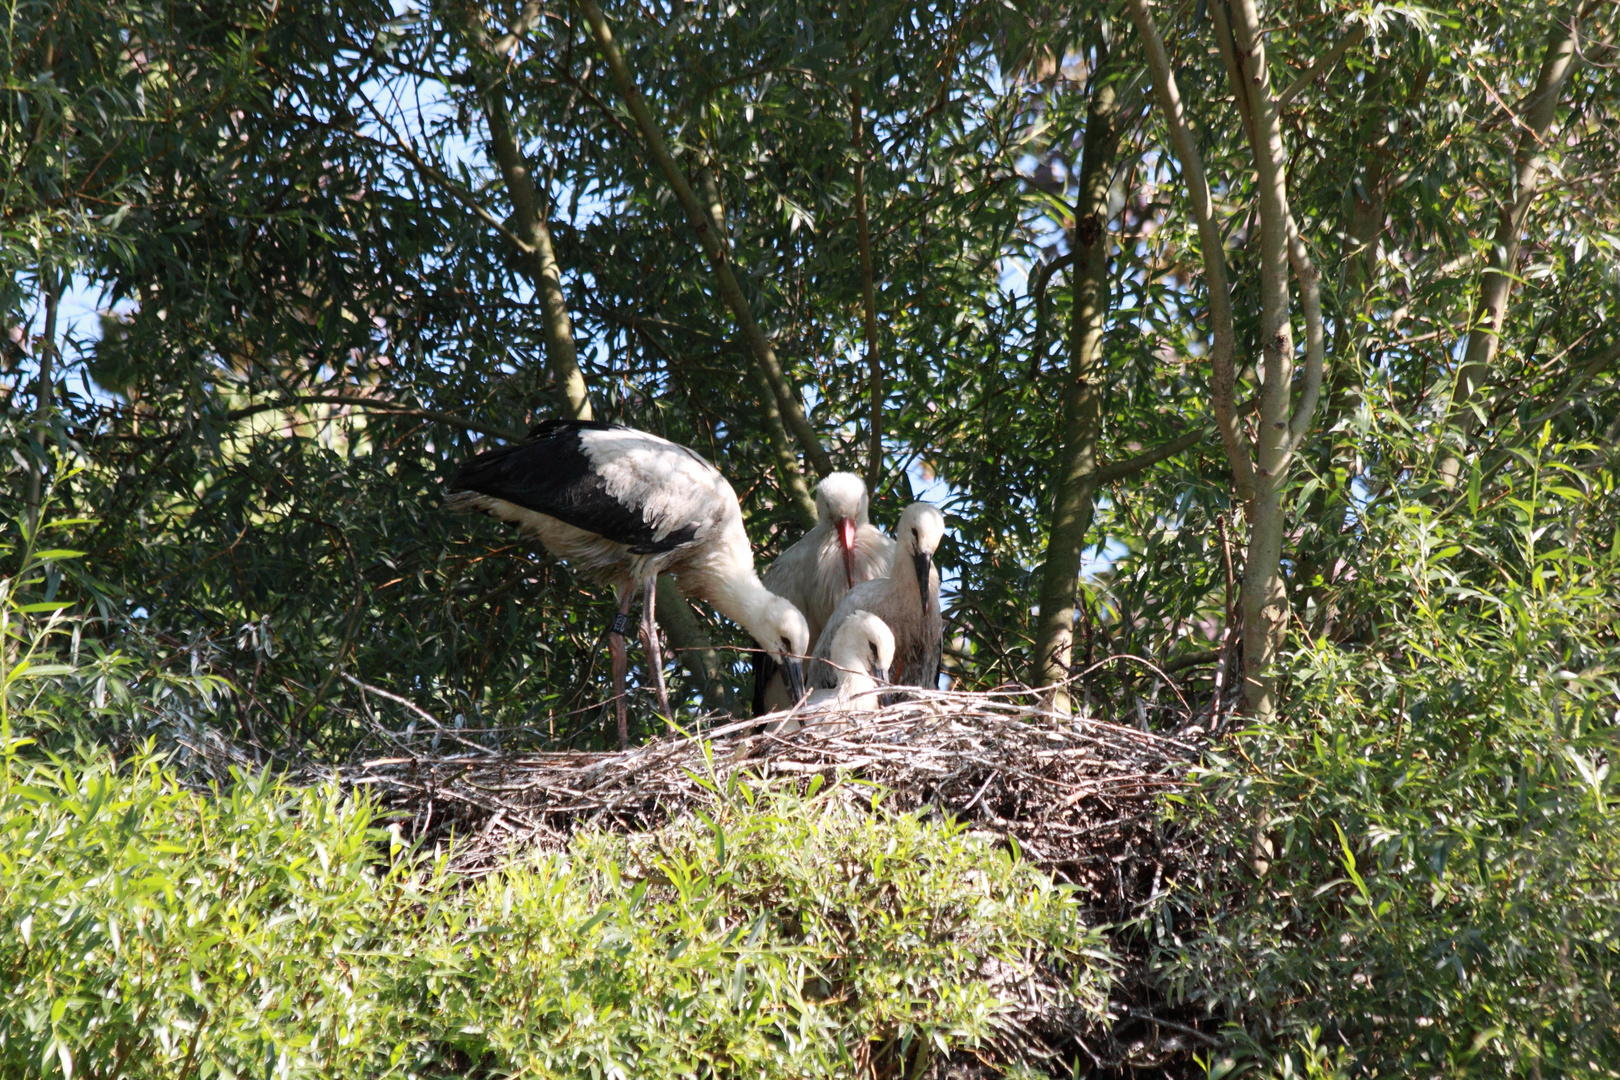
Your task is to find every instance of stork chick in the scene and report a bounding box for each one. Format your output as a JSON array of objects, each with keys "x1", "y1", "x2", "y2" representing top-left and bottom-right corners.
[
  {"x1": 753, "y1": 472, "x2": 893, "y2": 714},
  {"x1": 769, "y1": 610, "x2": 894, "y2": 735},
  {"x1": 810, "y1": 502, "x2": 944, "y2": 695},
  {"x1": 446, "y1": 419, "x2": 809, "y2": 748}
]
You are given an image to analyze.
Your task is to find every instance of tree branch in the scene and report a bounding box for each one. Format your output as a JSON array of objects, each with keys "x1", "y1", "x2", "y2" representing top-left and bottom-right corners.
[
  {"x1": 483, "y1": 87, "x2": 595, "y2": 420},
  {"x1": 453, "y1": 1, "x2": 596, "y2": 421},
  {"x1": 1442, "y1": 8, "x2": 1581, "y2": 484},
  {"x1": 1276, "y1": 24, "x2": 1365, "y2": 107},
  {"x1": 354, "y1": 98, "x2": 537, "y2": 257},
  {"x1": 851, "y1": 83, "x2": 885, "y2": 493},
  {"x1": 1095, "y1": 395, "x2": 1259, "y2": 484},
  {"x1": 1096, "y1": 425, "x2": 1205, "y2": 484},
  {"x1": 1027, "y1": 252, "x2": 1075, "y2": 378},
  {"x1": 1124, "y1": 0, "x2": 1253, "y2": 500},
  {"x1": 1284, "y1": 217, "x2": 1327, "y2": 455},
  {"x1": 27, "y1": 272, "x2": 60, "y2": 535},
  {"x1": 578, "y1": 0, "x2": 827, "y2": 523},
  {"x1": 223, "y1": 396, "x2": 527, "y2": 442}
]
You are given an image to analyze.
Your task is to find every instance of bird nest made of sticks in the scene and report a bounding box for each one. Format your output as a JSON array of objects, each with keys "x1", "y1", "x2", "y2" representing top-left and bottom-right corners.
[{"x1": 296, "y1": 689, "x2": 1198, "y2": 909}]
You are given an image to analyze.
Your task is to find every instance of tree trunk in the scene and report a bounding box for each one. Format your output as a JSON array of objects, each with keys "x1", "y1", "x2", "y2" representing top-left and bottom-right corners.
[
  {"x1": 1031, "y1": 59, "x2": 1121, "y2": 713},
  {"x1": 1212, "y1": 0, "x2": 1328, "y2": 720},
  {"x1": 26, "y1": 274, "x2": 60, "y2": 535},
  {"x1": 1438, "y1": 12, "x2": 1580, "y2": 487}
]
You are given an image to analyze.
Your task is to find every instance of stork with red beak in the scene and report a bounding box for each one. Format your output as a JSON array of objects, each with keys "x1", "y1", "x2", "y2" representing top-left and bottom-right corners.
[{"x1": 752, "y1": 472, "x2": 894, "y2": 715}]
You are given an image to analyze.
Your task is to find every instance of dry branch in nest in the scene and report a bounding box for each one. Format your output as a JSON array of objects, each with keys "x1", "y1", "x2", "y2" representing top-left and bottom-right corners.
[{"x1": 306, "y1": 689, "x2": 1191, "y2": 884}]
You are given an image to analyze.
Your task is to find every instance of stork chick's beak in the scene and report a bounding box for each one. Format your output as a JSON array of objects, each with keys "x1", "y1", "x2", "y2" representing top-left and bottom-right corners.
[
  {"x1": 783, "y1": 656, "x2": 807, "y2": 703},
  {"x1": 912, "y1": 550, "x2": 933, "y2": 614},
  {"x1": 838, "y1": 518, "x2": 857, "y2": 588},
  {"x1": 869, "y1": 663, "x2": 890, "y2": 683}
]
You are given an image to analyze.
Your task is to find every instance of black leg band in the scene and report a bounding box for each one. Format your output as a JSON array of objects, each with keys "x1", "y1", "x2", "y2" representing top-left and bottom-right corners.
[{"x1": 610, "y1": 612, "x2": 633, "y2": 636}]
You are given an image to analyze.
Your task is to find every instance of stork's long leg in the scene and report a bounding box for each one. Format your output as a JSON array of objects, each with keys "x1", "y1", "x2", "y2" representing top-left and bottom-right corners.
[
  {"x1": 609, "y1": 587, "x2": 636, "y2": 750},
  {"x1": 641, "y1": 577, "x2": 672, "y2": 730}
]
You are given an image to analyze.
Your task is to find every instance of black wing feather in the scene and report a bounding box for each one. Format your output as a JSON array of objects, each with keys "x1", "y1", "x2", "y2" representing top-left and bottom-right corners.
[{"x1": 451, "y1": 421, "x2": 695, "y2": 553}]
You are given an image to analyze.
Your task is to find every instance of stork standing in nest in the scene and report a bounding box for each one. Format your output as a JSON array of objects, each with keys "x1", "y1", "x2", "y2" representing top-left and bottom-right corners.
[
  {"x1": 446, "y1": 419, "x2": 810, "y2": 748},
  {"x1": 753, "y1": 472, "x2": 893, "y2": 714},
  {"x1": 810, "y1": 502, "x2": 944, "y2": 696}
]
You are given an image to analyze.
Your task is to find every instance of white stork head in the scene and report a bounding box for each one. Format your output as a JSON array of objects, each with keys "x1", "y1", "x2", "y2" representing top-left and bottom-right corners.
[
  {"x1": 815, "y1": 471, "x2": 869, "y2": 588},
  {"x1": 896, "y1": 502, "x2": 946, "y2": 615},
  {"x1": 829, "y1": 610, "x2": 895, "y2": 688}
]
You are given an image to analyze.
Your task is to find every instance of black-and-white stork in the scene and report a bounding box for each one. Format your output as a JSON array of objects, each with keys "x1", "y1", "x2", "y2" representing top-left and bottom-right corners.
[
  {"x1": 446, "y1": 418, "x2": 810, "y2": 748},
  {"x1": 809, "y1": 501, "x2": 944, "y2": 695},
  {"x1": 767, "y1": 610, "x2": 894, "y2": 735},
  {"x1": 752, "y1": 471, "x2": 894, "y2": 714}
]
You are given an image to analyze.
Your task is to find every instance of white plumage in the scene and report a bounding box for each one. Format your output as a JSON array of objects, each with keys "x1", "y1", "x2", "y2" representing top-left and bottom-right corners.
[
  {"x1": 446, "y1": 419, "x2": 810, "y2": 748},
  {"x1": 809, "y1": 502, "x2": 944, "y2": 696},
  {"x1": 754, "y1": 472, "x2": 894, "y2": 714},
  {"x1": 767, "y1": 610, "x2": 895, "y2": 735}
]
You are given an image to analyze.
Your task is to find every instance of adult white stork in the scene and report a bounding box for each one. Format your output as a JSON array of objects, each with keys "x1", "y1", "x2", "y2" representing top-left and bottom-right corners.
[
  {"x1": 767, "y1": 611, "x2": 894, "y2": 735},
  {"x1": 753, "y1": 472, "x2": 894, "y2": 714},
  {"x1": 809, "y1": 502, "x2": 944, "y2": 695},
  {"x1": 445, "y1": 418, "x2": 810, "y2": 749}
]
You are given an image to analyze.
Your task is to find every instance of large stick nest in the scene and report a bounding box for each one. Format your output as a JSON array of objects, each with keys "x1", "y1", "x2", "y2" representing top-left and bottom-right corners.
[{"x1": 309, "y1": 690, "x2": 1193, "y2": 887}]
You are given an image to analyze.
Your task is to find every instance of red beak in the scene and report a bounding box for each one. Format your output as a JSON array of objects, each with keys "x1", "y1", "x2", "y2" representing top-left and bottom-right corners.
[{"x1": 838, "y1": 518, "x2": 857, "y2": 588}]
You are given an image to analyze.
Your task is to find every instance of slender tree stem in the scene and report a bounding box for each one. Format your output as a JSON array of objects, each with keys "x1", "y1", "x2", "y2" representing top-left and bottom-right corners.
[
  {"x1": 1276, "y1": 24, "x2": 1365, "y2": 107},
  {"x1": 27, "y1": 273, "x2": 60, "y2": 536},
  {"x1": 1031, "y1": 53, "x2": 1121, "y2": 713},
  {"x1": 654, "y1": 576, "x2": 735, "y2": 714},
  {"x1": 1439, "y1": 9, "x2": 1580, "y2": 486},
  {"x1": 1123, "y1": 0, "x2": 1250, "y2": 500},
  {"x1": 1217, "y1": 0, "x2": 1301, "y2": 721},
  {"x1": 484, "y1": 89, "x2": 595, "y2": 421},
  {"x1": 850, "y1": 85, "x2": 885, "y2": 492}
]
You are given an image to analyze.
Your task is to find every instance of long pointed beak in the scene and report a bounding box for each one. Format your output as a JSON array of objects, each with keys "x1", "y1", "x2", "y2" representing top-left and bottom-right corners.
[
  {"x1": 912, "y1": 550, "x2": 932, "y2": 615},
  {"x1": 838, "y1": 518, "x2": 857, "y2": 588},
  {"x1": 783, "y1": 657, "x2": 806, "y2": 702},
  {"x1": 870, "y1": 663, "x2": 889, "y2": 683}
]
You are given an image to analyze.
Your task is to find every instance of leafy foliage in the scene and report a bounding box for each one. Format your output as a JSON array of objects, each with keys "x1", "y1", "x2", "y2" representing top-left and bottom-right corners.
[
  {"x1": 4, "y1": 0, "x2": 1620, "y2": 1073},
  {"x1": 1163, "y1": 429, "x2": 1620, "y2": 1077}
]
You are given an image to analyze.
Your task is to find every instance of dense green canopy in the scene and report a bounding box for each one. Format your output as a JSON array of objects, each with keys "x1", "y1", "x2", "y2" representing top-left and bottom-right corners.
[{"x1": 4, "y1": 0, "x2": 1619, "y2": 1073}]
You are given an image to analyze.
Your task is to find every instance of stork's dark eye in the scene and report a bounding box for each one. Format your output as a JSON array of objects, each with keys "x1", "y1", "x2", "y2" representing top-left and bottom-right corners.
[
  {"x1": 869, "y1": 642, "x2": 879, "y2": 661},
  {"x1": 780, "y1": 636, "x2": 791, "y2": 653}
]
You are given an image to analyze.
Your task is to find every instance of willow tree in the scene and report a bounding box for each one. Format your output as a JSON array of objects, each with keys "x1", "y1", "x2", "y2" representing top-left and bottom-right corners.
[{"x1": 5, "y1": 0, "x2": 1617, "y2": 751}]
